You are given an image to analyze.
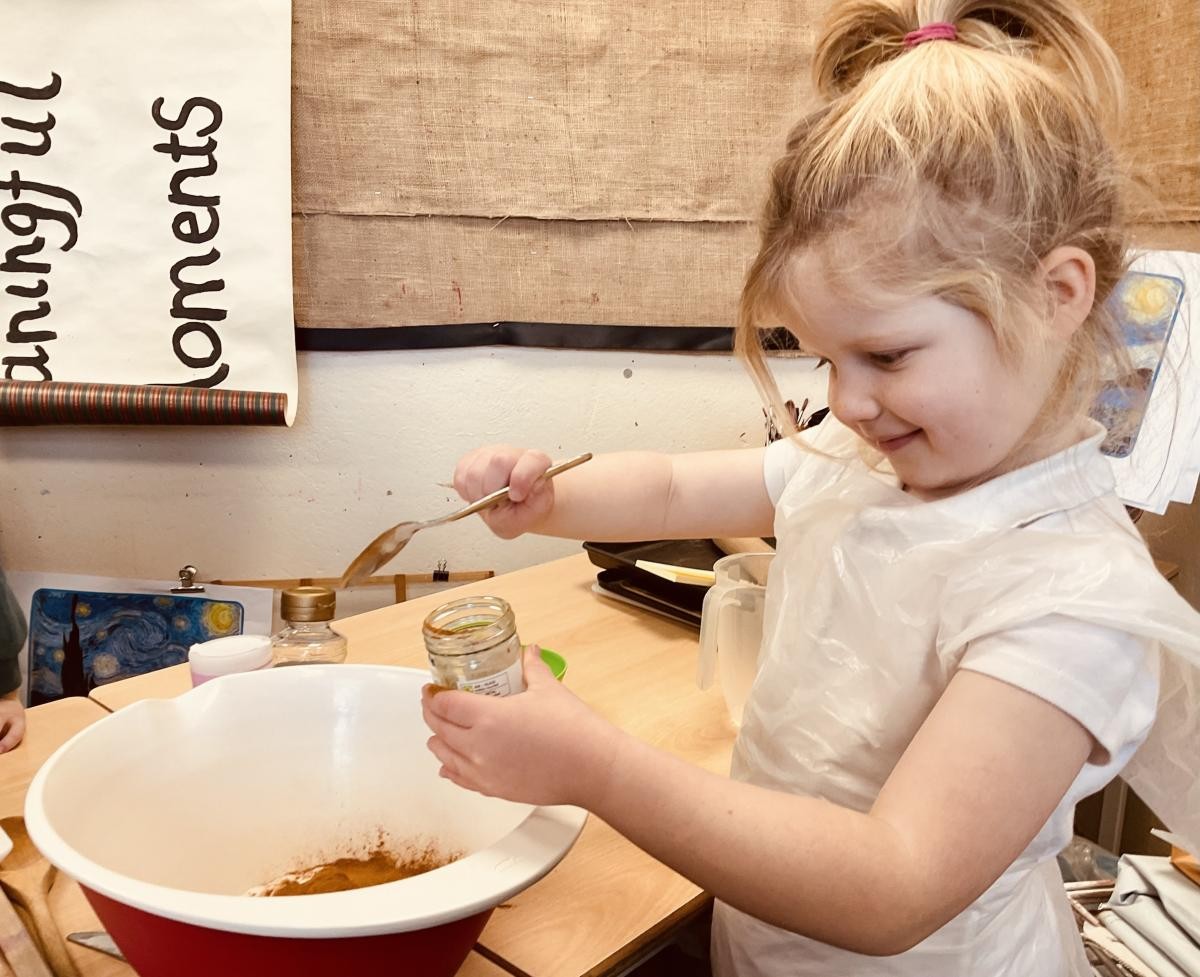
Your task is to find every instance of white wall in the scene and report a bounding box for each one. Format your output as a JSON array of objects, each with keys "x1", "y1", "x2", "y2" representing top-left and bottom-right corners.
[
  {"x1": 0, "y1": 348, "x2": 827, "y2": 616},
  {"x1": 3, "y1": 347, "x2": 1195, "y2": 624}
]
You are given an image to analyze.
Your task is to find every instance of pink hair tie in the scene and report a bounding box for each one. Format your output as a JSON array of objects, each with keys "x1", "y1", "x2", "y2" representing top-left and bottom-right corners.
[{"x1": 903, "y1": 22, "x2": 958, "y2": 48}]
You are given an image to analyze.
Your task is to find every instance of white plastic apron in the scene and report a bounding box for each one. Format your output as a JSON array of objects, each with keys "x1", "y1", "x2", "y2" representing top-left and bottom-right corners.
[{"x1": 710, "y1": 425, "x2": 1200, "y2": 977}]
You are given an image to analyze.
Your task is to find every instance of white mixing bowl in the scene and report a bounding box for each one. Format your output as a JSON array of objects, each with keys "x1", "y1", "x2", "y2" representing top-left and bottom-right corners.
[{"x1": 26, "y1": 664, "x2": 586, "y2": 977}]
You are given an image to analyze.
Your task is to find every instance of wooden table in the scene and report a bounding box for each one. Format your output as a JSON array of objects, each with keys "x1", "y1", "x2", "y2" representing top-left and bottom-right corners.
[
  {"x1": 3, "y1": 698, "x2": 509, "y2": 976},
  {"x1": 0, "y1": 698, "x2": 129, "y2": 977},
  {"x1": 89, "y1": 553, "x2": 737, "y2": 977}
]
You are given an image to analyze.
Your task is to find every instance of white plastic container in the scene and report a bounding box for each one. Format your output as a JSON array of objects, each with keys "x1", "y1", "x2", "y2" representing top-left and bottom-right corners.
[
  {"x1": 188, "y1": 634, "x2": 273, "y2": 687},
  {"x1": 698, "y1": 552, "x2": 772, "y2": 727}
]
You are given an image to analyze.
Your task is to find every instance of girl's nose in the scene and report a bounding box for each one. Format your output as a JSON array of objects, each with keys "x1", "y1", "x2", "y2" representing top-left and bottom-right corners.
[{"x1": 827, "y1": 368, "x2": 882, "y2": 426}]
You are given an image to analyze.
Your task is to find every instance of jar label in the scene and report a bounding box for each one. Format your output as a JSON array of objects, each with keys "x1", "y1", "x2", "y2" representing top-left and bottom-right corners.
[{"x1": 457, "y1": 658, "x2": 526, "y2": 697}]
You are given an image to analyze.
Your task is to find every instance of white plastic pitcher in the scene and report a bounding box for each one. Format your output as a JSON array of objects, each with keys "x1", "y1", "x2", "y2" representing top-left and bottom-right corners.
[{"x1": 698, "y1": 552, "x2": 772, "y2": 727}]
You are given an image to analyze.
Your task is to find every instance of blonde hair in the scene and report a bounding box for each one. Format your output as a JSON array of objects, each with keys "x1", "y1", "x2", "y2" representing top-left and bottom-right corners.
[{"x1": 738, "y1": 0, "x2": 1134, "y2": 448}]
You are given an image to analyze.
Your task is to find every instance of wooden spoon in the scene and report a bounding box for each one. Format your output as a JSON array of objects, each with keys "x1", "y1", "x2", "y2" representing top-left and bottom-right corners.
[
  {"x1": 712, "y1": 537, "x2": 774, "y2": 556},
  {"x1": 0, "y1": 891, "x2": 51, "y2": 977},
  {"x1": 0, "y1": 818, "x2": 78, "y2": 977}
]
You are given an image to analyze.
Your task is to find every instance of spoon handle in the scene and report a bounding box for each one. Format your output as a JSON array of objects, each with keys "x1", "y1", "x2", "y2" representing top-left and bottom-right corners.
[
  {"x1": 439, "y1": 452, "x2": 593, "y2": 525},
  {"x1": 15, "y1": 890, "x2": 78, "y2": 977},
  {"x1": 0, "y1": 883, "x2": 77, "y2": 977},
  {"x1": 0, "y1": 891, "x2": 53, "y2": 977}
]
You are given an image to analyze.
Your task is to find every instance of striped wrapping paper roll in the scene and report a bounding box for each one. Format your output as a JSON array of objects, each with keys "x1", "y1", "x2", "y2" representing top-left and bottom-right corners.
[{"x1": 0, "y1": 380, "x2": 288, "y2": 425}]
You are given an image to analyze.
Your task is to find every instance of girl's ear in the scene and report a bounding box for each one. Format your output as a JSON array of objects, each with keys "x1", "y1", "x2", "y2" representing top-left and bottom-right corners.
[{"x1": 1040, "y1": 246, "x2": 1096, "y2": 342}]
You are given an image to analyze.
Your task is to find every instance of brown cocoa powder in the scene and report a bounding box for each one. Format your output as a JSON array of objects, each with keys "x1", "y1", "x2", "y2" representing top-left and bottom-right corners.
[{"x1": 248, "y1": 841, "x2": 459, "y2": 897}]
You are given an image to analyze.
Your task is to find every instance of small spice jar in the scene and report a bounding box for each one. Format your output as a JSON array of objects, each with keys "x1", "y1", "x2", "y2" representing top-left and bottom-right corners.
[
  {"x1": 422, "y1": 595, "x2": 525, "y2": 696},
  {"x1": 188, "y1": 634, "x2": 273, "y2": 687},
  {"x1": 271, "y1": 586, "x2": 349, "y2": 666}
]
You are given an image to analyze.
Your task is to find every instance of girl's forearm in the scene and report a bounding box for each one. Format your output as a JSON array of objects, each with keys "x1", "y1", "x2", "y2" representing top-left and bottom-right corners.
[
  {"x1": 577, "y1": 729, "x2": 932, "y2": 956},
  {"x1": 533, "y1": 448, "x2": 775, "y2": 542},
  {"x1": 531, "y1": 451, "x2": 678, "y2": 540},
  {"x1": 573, "y1": 671, "x2": 1096, "y2": 957}
]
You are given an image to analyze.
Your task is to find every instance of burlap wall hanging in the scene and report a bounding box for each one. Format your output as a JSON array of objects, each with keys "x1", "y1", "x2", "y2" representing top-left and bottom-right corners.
[
  {"x1": 293, "y1": 0, "x2": 1200, "y2": 352},
  {"x1": 292, "y1": 0, "x2": 815, "y2": 346}
]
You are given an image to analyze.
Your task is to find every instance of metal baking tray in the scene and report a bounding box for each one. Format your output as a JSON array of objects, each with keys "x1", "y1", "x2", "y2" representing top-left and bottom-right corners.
[
  {"x1": 583, "y1": 539, "x2": 726, "y2": 574},
  {"x1": 593, "y1": 569, "x2": 703, "y2": 630},
  {"x1": 586, "y1": 540, "x2": 766, "y2": 630}
]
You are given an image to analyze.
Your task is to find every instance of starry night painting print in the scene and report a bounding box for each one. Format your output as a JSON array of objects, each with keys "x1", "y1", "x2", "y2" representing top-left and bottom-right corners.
[
  {"x1": 1092, "y1": 270, "x2": 1185, "y2": 459},
  {"x1": 27, "y1": 590, "x2": 243, "y2": 704}
]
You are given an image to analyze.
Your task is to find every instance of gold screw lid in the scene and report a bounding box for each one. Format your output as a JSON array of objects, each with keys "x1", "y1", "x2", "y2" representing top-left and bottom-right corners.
[{"x1": 280, "y1": 585, "x2": 336, "y2": 622}]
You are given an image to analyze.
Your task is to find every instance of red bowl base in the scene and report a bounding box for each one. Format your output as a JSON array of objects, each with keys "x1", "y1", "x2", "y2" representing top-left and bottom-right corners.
[{"x1": 83, "y1": 887, "x2": 493, "y2": 977}]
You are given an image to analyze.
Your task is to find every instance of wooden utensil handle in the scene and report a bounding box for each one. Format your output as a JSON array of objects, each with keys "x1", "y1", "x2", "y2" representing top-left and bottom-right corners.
[
  {"x1": 0, "y1": 893, "x2": 52, "y2": 977},
  {"x1": 16, "y1": 896, "x2": 77, "y2": 977},
  {"x1": 712, "y1": 537, "x2": 774, "y2": 556}
]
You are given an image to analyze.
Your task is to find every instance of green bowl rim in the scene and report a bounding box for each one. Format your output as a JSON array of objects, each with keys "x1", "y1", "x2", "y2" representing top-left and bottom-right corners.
[{"x1": 539, "y1": 647, "x2": 567, "y2": 679}]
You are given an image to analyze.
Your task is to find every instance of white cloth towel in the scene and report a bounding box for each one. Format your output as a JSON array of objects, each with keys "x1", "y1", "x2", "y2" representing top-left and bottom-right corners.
[{"x1": 1100, "y1": 855, "x2": 1200, "y2": 977}]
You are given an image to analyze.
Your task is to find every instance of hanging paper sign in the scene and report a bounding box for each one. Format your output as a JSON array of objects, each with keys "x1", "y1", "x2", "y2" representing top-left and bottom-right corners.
[{"x1": 0, "y1": 0, "x2": 296, "y2": 424}]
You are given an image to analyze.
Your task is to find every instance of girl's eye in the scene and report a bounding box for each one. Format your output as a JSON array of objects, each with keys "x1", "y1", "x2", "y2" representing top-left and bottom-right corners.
[{"x1": 869, "y1": 350, "x2": 911, "y2": 367}]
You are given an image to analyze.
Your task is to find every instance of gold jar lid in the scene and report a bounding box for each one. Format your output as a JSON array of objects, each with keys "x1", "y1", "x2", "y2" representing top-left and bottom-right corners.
[{"x1": 280, "y1": 585, "x2": 336, "y2": 622}]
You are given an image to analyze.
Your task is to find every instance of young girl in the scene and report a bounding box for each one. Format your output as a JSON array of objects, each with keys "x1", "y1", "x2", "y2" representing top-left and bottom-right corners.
[{"x1": 422, "y1": 2, "x2": 1200, "y2": 973}]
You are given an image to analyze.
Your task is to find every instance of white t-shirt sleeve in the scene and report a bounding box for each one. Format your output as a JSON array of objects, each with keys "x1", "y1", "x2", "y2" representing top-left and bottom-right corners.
[
  {"x1": 958, "y1": 615, "x2": 1158, "y2": 769},
  {"x1": 762, "y1": 415, "x2": 858, "y2": 505},
  {"x1": 763, "y1": 437, "x2": 807, "y2": 505}
]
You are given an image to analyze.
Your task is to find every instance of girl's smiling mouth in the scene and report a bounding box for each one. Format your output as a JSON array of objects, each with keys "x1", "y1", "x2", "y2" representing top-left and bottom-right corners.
[{"x1": 875, "y1": 430, "x2": 921, "y2": 452}]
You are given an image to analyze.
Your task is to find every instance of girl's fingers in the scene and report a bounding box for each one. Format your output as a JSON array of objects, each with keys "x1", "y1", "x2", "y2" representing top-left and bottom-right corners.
[
  {"x1": 438, "y1": 763, "x2": 479, "y2": 792},
  {"x1": 423, "y1": 685, "x2": 485, "y2": 728},
  {"x1": 507, "y1": 451, "x2": 552, "y2": 503},
  {"x1": 0, "y1": 718, "x2": 21, "y2": 753},
  {"x1": 428, "y1": 737, "x2": 490, "y2": 794},
  {"x1": 452, "y1": 449, "x2": 484, "y2": 500},
  {"x1": 426, "y1": 735, "x2": 471, "y2": 778},
  {"x1": 427, "y1": 712, "x2": 484, "y2": 760},
  {"x1": 522, "y1": 644, "x2": 555, "y2": 686},
  {"x1": 454, "y1": 446, "x2": 514, "y2": 502},
  {"x1": 421, "y1": 684, "x2": 470, "y2": 727},
  {"x1": 482, "y1": 450, "x2": 521, "y2": 497},
  {"x1": 461, "y1": 451, "x2": 495, "y2": 502},
  {"x1": 452, "y1": 444, "x2": 563, "y2": 515}
]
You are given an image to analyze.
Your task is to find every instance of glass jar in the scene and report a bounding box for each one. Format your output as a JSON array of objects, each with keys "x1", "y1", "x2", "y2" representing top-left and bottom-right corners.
[
  {"x1": 422, "y1": 595, "x2": 524, "y2": 696},
  {"x1": 271, "y1": 586, "x2": 348, "y2": 666}
]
